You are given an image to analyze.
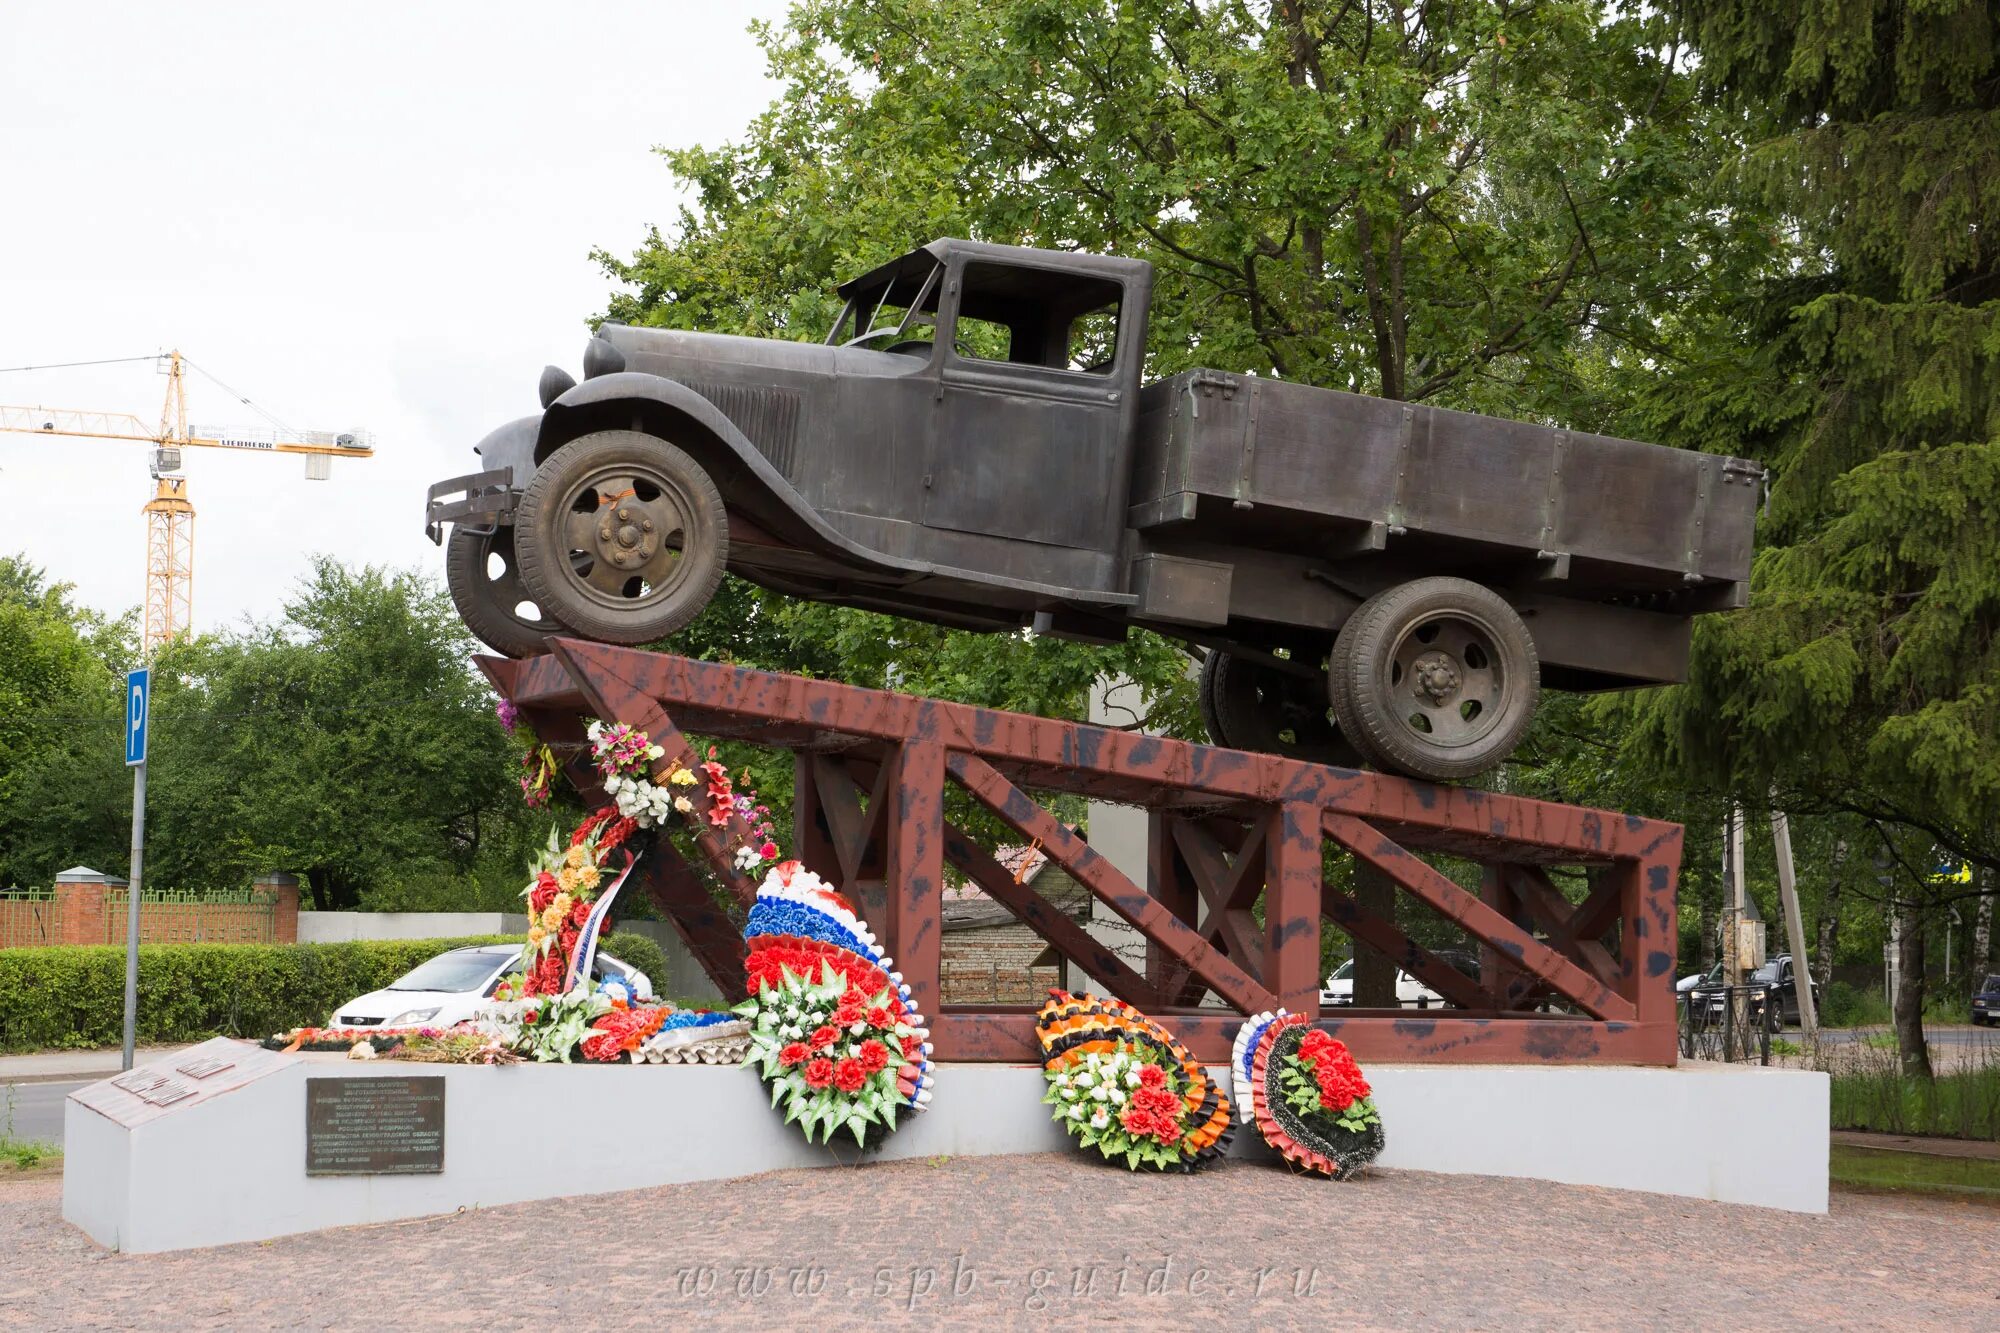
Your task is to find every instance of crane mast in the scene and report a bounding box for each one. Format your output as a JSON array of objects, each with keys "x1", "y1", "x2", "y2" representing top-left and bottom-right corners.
[{"x1": 0, "y1": 350, "x2": 374, "y2": 655}]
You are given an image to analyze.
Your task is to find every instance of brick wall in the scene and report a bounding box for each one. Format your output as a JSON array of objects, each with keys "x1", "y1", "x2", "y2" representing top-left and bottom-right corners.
[
  {"x1": 940, "y1": 867, "x2": 1087, "y2": 1005},
  {"x1": 0, "y1": 873, "x2": 302, "y2": 948},
  {"x1": 258, "y1": 874, "x2": 301, "y2": 943}
]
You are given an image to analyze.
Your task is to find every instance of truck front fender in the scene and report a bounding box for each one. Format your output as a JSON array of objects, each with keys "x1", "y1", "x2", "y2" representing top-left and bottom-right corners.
[{"x1": 534, "y1": 370, "x2": 908, "y2": 575}]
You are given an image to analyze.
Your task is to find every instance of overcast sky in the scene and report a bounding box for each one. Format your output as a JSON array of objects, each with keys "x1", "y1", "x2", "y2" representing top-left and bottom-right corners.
[{"x1": 0, "y1": 1, "x2": 790, "y2": 632}]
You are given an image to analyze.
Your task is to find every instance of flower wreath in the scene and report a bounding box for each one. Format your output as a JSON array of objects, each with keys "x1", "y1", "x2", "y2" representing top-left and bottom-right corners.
[
  {"x1": 490, "y1": 719, "x2": 877, "y2": 1072},
  {"x1": 518, "y1": 743, "x2": 559, "y2": 809},
  {"x1": 737, "y1": 861, "x2": 933, "y2": 1149},
  {"x1": 1232, "y1": 1010, "x2": 1385, "y2": 1179},
  {"x1": 1035, "y1": 991, "x2": 1233, "y2": 1171},
  {"x1": 519, "y1": 806, "x2": 638, "y2": 997}
]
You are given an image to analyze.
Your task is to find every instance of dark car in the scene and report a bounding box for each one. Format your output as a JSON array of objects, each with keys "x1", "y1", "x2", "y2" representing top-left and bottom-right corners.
[
  {"x1": 1689, "y1": 954, "x2": 1818, "y2": 1028},
  {"x1": 426, "y1": 239, "x2": 1761, "y2": 781},
  {"x1": 1974, "y1": 974, "x2": 2000, "y2": 1027}
]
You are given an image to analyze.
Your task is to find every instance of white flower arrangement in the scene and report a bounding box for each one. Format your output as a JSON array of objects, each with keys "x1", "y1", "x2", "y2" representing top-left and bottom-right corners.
[{"x1": 587, "y1": 720, "x2": 675, "y2": 828}]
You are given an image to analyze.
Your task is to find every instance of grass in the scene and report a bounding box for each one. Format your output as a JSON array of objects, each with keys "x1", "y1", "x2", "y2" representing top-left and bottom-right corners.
[
  {"x1": 1827, "y1": 1057, "x2": 2000, "y2": 1141},
  {"x1": 0, "y1": 1136, "x2": 58, "y2": 1171},
  {"x1": 1820, "y1": 981, "x2": 1892, "y2": 1028},
  {"x1": 0, "y1": 1085, "x2": 57, "y2": 1171},
  {"x1": 1831, "y1": 1144, "x2": 2000, "y2": 1200}
]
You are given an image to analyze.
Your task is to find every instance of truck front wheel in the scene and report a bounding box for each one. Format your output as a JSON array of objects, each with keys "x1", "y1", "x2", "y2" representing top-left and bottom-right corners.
[
  {"x1": 1328, "y1": 577, "x2": 1539, "y2": 782},
  {"x1": 514, "y1": 430, "x2": 729, "y2": 646}
]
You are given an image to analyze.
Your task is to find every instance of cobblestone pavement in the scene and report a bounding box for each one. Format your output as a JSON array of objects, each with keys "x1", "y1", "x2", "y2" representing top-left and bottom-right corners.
[{"x1": 3, "y1": 1154, "x2": 1993, "y2": 1330}]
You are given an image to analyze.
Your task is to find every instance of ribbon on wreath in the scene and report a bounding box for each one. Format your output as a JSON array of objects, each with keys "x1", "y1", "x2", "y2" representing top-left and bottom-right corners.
[{"x1": 564, "y1": 850, "x2": 639, "y2": 993}]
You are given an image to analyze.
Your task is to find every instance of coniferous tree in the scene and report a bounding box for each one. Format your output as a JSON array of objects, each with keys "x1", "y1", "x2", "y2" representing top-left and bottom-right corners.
[{"x1": 1644, "y1": 0, "x2": 2000, "y2": 1071}]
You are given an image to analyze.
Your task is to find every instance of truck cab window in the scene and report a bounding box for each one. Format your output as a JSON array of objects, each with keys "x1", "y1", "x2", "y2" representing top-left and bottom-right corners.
[
  {"x1": 954, "y1": 261, "x2": 1122, "y2": 375},
  {"x1": 1067, "y1": 306, "x2": 1119, "y2": 373}
]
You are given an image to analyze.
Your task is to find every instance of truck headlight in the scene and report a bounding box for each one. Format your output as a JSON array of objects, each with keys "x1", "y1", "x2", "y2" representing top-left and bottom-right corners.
[
  {"x1": 539, "y1": 365, "x2": 577, "y2": 408},
  {"x1": 582, "y1": 336, "x2": 626, "y2": 379}
]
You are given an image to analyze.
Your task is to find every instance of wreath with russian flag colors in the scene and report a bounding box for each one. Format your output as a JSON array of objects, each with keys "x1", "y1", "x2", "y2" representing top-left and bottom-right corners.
[
  {"x1": 1035, "y1": 991, "x2": 1233, "y2": 1172},
  {"x1": 1232, "y1": 1010, "x2": 1385, "y2": 1179},
  {"x1": 737, "y1": 861, "x2": 933, "y2": 1148}
]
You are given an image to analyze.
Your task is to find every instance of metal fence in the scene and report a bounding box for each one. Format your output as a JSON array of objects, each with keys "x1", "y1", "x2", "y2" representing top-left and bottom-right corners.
[
  {"x1": 1678, "y1": 984, "x2": 1776, "y2": 1065},
  {"x1": 0, "y1": 885, "x2": 279, "y2": 948},
  {"x1": 0, "y1": 888, "x2": 60, "y2": 949}
]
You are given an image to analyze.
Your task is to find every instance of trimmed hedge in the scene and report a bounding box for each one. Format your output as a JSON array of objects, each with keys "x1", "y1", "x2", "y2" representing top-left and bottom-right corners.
[
  {"x1": 600, "y1": 931, "x2": 670, "y2": 997},
  {"x1": 0, "y1": 936, "x2": 518, "y2": 1053}
]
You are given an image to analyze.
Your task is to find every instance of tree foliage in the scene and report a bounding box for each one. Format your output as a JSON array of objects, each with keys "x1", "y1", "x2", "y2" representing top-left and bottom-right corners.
[
  {"x1": 0, "y1": 555, "x2": 538, "y2": 911},
  {"x1": 598, "y1": 0, "x2": 1761, "y2": 769},
  {"x1": 1626, "y1": 1, "x2": 2000, "y2": 874},
  {"x1": 0, "y1": 558, "x2": 137, "y2": 886},
  {"x1": 606, "y1": 0, "x2": 1753, "y2": 416}
]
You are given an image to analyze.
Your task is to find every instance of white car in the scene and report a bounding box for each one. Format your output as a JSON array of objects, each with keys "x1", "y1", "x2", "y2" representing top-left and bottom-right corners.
[
  {"x1": 331, "y1": 943, "x2": 654, "y2": 1029},
  {"x1": 1320, "y1": 958, "x2": 1448, "y2": 1009},
  {"x1": 1677, "y1": 961, "x2": 1721, "y2": 1002}
]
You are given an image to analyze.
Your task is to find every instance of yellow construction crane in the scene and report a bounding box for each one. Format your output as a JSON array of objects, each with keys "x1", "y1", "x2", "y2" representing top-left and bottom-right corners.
[{"x1": 0, "y1": 350, "x2": 373, "y2": 655}]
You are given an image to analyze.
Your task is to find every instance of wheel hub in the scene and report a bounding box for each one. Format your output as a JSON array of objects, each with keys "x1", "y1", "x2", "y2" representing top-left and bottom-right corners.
[
  {"x1": 591, "y1": 497, "x2": 666, "y2": 569},
  {"x1": 1386, "y1": 612, "x2": 1507, "y2": 749},
  {"x1": 1411, "y1": 652, "x2": 1461, "y2": 705}
]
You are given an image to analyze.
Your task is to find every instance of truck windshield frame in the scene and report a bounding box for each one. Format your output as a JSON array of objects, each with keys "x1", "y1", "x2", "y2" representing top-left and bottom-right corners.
[{"x1": 829, "y1": 259, "x2": 945, "y2": 348}]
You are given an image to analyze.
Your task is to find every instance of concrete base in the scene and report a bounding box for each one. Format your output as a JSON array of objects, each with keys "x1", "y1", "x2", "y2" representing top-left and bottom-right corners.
[{"x1": 66, "y1": 1044, "x2": 1827, "y2": 1253}]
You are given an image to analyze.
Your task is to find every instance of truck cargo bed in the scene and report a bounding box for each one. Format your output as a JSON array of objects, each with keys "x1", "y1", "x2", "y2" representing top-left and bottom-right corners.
[{"x1": 1130, "y1": 371, "x2": 1760, "y2": 602}]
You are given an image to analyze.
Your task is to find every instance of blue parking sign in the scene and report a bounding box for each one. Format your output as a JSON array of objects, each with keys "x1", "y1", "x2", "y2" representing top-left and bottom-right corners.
[{"x1": 126, "y1": 668, "x2": 150, "y2": 766}]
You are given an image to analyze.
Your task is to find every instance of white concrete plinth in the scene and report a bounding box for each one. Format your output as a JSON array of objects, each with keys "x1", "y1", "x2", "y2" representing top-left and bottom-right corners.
[
  {"x1": 66, "y1": 1043, "x2": 1827, "y2": 1253},
  {"x1": 1367, "y1": 1060, "x2": 1827, "y2": 1213}
]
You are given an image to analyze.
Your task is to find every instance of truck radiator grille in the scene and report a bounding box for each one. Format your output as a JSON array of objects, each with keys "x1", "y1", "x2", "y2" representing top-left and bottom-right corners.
[{"x1": 684, "y1": 382, "x2": 802, "y2": 479}]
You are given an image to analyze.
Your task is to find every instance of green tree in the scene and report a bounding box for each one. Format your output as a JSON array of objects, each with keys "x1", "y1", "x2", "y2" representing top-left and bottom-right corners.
[
  {"x1": 1628, "y1": 0, "x2": 2000, "y2": 1071},
  {"x1": 0, "y1": 557, "x2": 136, "y2": 886},
  {"x1": 606, "y1": 0, "x2": 1754, "y2": 418},
  {"x1": 593, "y1": 1, "x2": 1774, "y2": 989},
  {"x1": 597, "y1": 0, "x2": 1760, "y2": 774},
  {"x1": 138, "y1": 559, "x2": 537, "y2": 911}
]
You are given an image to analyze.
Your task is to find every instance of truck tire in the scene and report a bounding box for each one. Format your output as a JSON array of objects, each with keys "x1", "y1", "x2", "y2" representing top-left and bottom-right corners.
[
  {"x1": 445, "y1": 525, "x2": 574, "y2": 658},
  {"x1": 514, "y1": 430, "x2": 729, "y2": 645},
  {"x1": 1199, "y1": 649, "x2": 1362, "y2": 767},
  {"x1": 1328, "y1": 577, "x2": 1539, "y2": 781}
]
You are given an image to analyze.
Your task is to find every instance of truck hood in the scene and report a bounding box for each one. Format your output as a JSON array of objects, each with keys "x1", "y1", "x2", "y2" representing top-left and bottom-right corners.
[
  {"x1": 599, "y1": 325, "x2": 838, "y2": 378},
  {"x1": 597, "y1": 324, "x2": 933, "y2": 384}
]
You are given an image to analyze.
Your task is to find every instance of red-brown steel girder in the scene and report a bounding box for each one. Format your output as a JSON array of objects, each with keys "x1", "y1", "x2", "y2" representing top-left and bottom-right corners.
[{"x1": 483, "y1": 642, "x2": 1684, "y2": 1066}]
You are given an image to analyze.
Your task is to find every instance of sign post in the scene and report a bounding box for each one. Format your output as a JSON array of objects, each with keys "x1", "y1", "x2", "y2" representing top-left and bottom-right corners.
[{"x1": 122, "y1": 668, "x2": 150, "y2": 1072}]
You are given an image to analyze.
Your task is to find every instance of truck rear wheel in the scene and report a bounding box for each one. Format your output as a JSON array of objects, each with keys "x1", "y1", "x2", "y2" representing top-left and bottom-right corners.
[
  {"x1": 445, "y1": 525, "x2": 574, "y2": 658},
  {"x1": 1199, "y1": 649, "x2": 1361, "y2": 767},
  {"x1": 1328, "y1": 577, "x2": 1539, "y2": 781},
  {"x1": 514, "y1": 430, "x2": 729, "y2": 645}
]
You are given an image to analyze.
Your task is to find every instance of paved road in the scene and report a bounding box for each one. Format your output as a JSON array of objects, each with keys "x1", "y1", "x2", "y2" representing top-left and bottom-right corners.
[
  {"x1": 0, "y1": 1081, "x2": 80, "y2": 1148},
  {"x1": 1814, "y1": 1025, "x2": 1995, "y2": 1047},
  {"x1": 3, "y1": 1152, "x2": 1993, "y2": 1328}
]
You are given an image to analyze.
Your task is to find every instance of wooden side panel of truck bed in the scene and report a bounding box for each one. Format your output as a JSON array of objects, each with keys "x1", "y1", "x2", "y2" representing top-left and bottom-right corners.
[{"x1": 1131, "y1": 372, "x2": 1759, "y2": 597}]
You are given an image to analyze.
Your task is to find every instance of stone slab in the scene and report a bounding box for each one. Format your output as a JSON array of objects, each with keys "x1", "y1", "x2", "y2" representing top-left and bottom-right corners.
[{"x1": 64, "y1": 1044, "x2": 1828, "y2": 1252}]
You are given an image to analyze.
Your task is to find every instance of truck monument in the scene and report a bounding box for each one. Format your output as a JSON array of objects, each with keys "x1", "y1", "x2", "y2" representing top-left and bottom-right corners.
[{"x1": 427, "y1": 239, "x2": 1760, "y2": 782}]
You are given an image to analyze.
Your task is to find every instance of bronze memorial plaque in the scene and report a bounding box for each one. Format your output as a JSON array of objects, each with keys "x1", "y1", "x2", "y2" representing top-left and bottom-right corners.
[{"x1": 305, "y1": 1076, "x2": 445, "y2": 1176}]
